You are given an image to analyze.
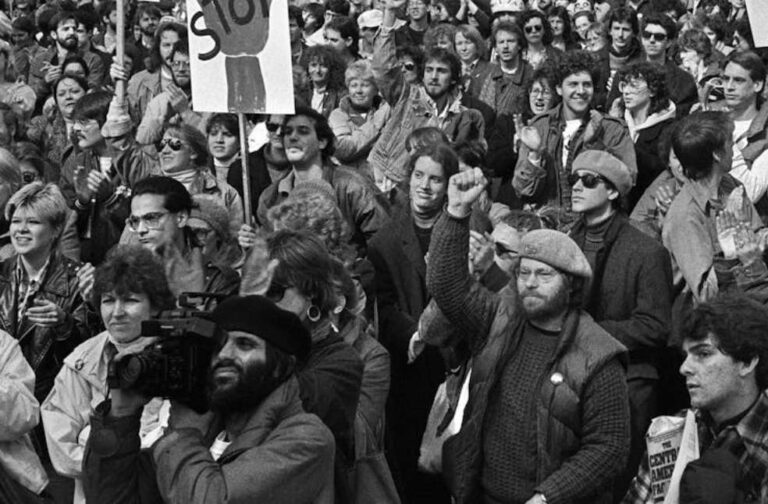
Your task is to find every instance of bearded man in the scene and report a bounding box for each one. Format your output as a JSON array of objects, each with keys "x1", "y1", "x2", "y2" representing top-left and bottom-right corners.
[
  {"x1": 81, "y1": 295, "x2": 336, "y2": 503},
  {"x1": 426, "y1": 167, "x2": 631, "y2": 504}
]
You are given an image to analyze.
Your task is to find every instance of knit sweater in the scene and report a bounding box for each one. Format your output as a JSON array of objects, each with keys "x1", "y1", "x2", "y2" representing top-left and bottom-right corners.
[{"x1": 482, "y1": 323, "x2": 559, "y2": 501}]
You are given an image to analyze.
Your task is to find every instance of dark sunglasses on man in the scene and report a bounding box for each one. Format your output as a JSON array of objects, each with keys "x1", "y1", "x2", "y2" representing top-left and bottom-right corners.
[{"x1": 568, "y1": 172, "x2": 608, "y2": 189}]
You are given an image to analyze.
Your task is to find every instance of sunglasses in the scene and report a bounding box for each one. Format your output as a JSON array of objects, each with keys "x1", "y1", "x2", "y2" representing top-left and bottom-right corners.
[
  {"x1": 265, "y1": 122, "x2": 282, "y2": 132},
  {"x1": 642, "y1": 31, "x2": 667, "y2": 42},
  {"x1": 525, "y1": 24, "x2": 543, "y2": 34},
  {"x1": 401, "y1": 62, "x2": 416, "y2": 71},
  {"x1": 158, "y1": 138, "x2": 186, "y2": 151},
  {"x1": 568, "y1": 172, "x2": 607, "y2": 189}
]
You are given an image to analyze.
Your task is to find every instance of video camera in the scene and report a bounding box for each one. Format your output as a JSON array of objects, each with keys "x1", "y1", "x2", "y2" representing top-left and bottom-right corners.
[{"x1": 107, "y1": 293, "x2": 228, "y2": 413}]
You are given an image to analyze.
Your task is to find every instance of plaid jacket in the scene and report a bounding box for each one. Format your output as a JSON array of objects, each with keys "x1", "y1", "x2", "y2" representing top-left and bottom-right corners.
[{"x1": 622, "y1": 392, "x2": 768, "y2": 503}]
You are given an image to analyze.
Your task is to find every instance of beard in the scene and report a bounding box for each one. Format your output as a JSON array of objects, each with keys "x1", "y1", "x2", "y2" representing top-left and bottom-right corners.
[
  {"x1": 59, "y1": 35, "x2": 78, "y2": 51},
  {"x1": 520, "y1": 282, "x2": 570, "y2": 321},
  {"x1": 207, "y1": 357, "x2": 283, "y2": 414}
]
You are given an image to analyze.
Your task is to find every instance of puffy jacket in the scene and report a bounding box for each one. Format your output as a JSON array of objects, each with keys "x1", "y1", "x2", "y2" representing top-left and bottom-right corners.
[
  {"x1": 512, "y1": 103, "x2": 637, "y2": 209},
  {"x1": 0, "y1": 329, "x2": 48, "y2": 496},
  {"x1": 368, "y1": 25, "x2": 486, "y2": 184},
  {"x1": 0, "y1": 252, "x2": 97, "y2": 403}
]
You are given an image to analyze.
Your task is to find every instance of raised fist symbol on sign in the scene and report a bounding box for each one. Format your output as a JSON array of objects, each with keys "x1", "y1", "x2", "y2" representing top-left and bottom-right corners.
[{"x1": 190, "y1": 0, "x2": 272, "y2": 111}]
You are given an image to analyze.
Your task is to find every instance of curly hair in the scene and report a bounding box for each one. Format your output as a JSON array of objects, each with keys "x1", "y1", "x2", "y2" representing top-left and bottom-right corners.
[
  {"x1": 266, "y1": 188, "x2": 355, "y2": 266},
  {"x1": 555, "y1": 50, "x2": 598, "y2": 85},
  {"x1": 683, "y1": 293, "x2": 768, "y2": 390},
  {"x1": 618, "y1": 61, "x2": 671, "y2": 115},
  {"x1": 424, "y1": 23, "x2": 457, "y2": 53},
  {"x1": 525, "y1": 63, "x2": 561, "y2": 116},
  {"x1": 93, "y1": 245, "x2": 175, "y2": 311},
  {"x1": 521, "y1": 10, "x2": 553, "y2": 46},
  {"x1": 303, "y1": 44, "x2": 347, "y2": 92}
]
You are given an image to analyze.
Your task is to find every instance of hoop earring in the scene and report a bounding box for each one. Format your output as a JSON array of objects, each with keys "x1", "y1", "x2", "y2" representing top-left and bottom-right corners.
[{"x1": 307, "y1": 304, "x2": 322, "y2": 322}]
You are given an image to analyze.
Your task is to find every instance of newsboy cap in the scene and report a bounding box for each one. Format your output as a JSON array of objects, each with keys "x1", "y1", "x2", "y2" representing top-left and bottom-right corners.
[
  {"x1": 519, "y1": 229, "x2": 592, "y2": 279},
  {"x1": 211, "y1": 295, "x2": 311, "y2": 360},
  {"x1": 572, "y1": 150, "x2": 634, "y2": 197}
]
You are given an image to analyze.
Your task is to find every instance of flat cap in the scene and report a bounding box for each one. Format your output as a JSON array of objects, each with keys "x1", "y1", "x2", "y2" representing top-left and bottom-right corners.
[
  {"x1": 519, "y1": 229, "x2": 592, "y2": 279},
  {"x1": 572, "y1": 150, "x2": 634, "y2": 197},
  {"x1": 211, "y1": 295, "x2": 311, "y2": 360}
]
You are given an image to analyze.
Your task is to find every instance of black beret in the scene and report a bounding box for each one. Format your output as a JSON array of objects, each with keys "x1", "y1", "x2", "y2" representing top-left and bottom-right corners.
[{"x1": 211, "y1": 295, "x2": 311, "y2": 360}]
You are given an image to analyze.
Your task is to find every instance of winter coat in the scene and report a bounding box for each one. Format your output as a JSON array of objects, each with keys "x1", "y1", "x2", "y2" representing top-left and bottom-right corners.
[
  {"x1": 0, "y1": 252, "x2": 96, "y2": 403},
  {"x1": 368, "y1": 25, "x2": 486, "y2": 184},
  {"x1": 0, "y1": 329, "x2": 48, "y2": 496},
  {"x1": 41, "y1": 331, "x2": 169, "y2": 504},
  {"x1": 570, "y1": 213, "x2": 673, "y2": 381},
  {"x1": 474, "y1": 59, "x2": 535, "y2": 117},
  {"x1": 25, "y1": 111, "x2": 69, "y2": 176},
  {"x1": 328, "y1": 95, "x2": 391, "y2": 175},
  {"x1": 82, "y1": 376, "x2": 337, "y2": 504},
  {"x1": 512, "y1": 103, "x2": 637, "y2": 209}
]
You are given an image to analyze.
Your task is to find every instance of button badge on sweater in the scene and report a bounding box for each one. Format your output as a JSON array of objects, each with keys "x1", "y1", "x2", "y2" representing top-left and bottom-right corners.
[{"x1": 550, "y1": 372, "x2": 564, "y2": 385}]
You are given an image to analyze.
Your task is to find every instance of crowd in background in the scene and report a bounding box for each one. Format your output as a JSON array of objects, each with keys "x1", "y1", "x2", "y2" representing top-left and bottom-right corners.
[{"x1": 0, "y1": 0, "x2": 766, "y2": 502}]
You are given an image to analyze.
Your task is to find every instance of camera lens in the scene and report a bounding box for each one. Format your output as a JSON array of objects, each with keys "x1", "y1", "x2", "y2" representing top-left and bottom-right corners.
[{"x1": 119, "y1": 354, "x2": 151, "y2": 388}]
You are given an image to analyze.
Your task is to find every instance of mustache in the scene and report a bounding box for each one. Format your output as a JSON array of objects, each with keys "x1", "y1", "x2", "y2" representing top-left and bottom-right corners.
[{"x1": 211, "y1": 358, "x2": 243, "y2": 374}]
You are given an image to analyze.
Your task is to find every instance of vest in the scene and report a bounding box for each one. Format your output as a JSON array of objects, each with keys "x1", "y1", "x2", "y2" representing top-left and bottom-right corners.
[{"x1": 444, "y1": 302, "x2": 627, "y2": 504}]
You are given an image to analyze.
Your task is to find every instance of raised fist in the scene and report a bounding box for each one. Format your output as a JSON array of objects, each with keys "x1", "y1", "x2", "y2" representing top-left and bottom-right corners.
[{"x1": 447, "y1": 167, "x2": 487, "y2": 219}]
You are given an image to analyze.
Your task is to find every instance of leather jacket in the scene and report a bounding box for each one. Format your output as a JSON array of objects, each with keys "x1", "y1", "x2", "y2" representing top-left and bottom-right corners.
[{"x1": 0, "y1": 252, "x2": 97, "y2": 402}]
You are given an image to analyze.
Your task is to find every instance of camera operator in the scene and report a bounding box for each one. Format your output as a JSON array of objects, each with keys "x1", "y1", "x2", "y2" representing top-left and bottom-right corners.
[
  {"x1": 41, "y1": 245, "x2": 176, "y2": 504},
  {"x1": 81, "y1": 294, "x2": 336, "y2": 503}
]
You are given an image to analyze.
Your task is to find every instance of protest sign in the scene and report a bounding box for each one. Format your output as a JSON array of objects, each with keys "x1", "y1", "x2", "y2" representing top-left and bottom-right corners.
[
  {"x1": 186, "y1": 0, "x2": 295, "y2": 113},
  {"x1": 746, "y1": 0, "x2": 768, "y2": 48}
]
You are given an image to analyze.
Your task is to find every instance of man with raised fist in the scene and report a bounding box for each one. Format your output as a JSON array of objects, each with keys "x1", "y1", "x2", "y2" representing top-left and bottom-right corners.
[{"x1": 426, "y1": 167, "x2": 631, "y2": 504}]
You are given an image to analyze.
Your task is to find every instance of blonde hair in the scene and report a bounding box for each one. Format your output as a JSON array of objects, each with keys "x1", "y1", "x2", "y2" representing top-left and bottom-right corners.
[{"x1": 5, "y1": 183, "x2": 69, "y2": 241}]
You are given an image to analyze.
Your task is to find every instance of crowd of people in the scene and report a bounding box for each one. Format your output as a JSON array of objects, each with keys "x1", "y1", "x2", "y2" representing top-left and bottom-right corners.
[{"x1": 0, "y1": 0, "x2": 766, "y2": 502}]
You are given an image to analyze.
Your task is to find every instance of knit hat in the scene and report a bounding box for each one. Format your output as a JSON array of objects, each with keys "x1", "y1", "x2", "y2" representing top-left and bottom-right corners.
[
  {"x1": 190, "y1": 195, "x2": 230, "y2": 240},
  {"x1": 211, "y1": 295, "x2": 311, "y2": 360},
  {"x1": 519, "y1": 229, "x2": 592, "y2": 279},
  {"x1": 357, "y1": 9, "x2": 383, "y2": 29},
  {"x1": 438, "y1": 0, "x2": 461, "y2": 18},
  {"x1": 490, "y1": 0, "x2": 524, "y2": 14},
  {"x1": 572, "y1": 150, "x2": 633, "y2": 197}
]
